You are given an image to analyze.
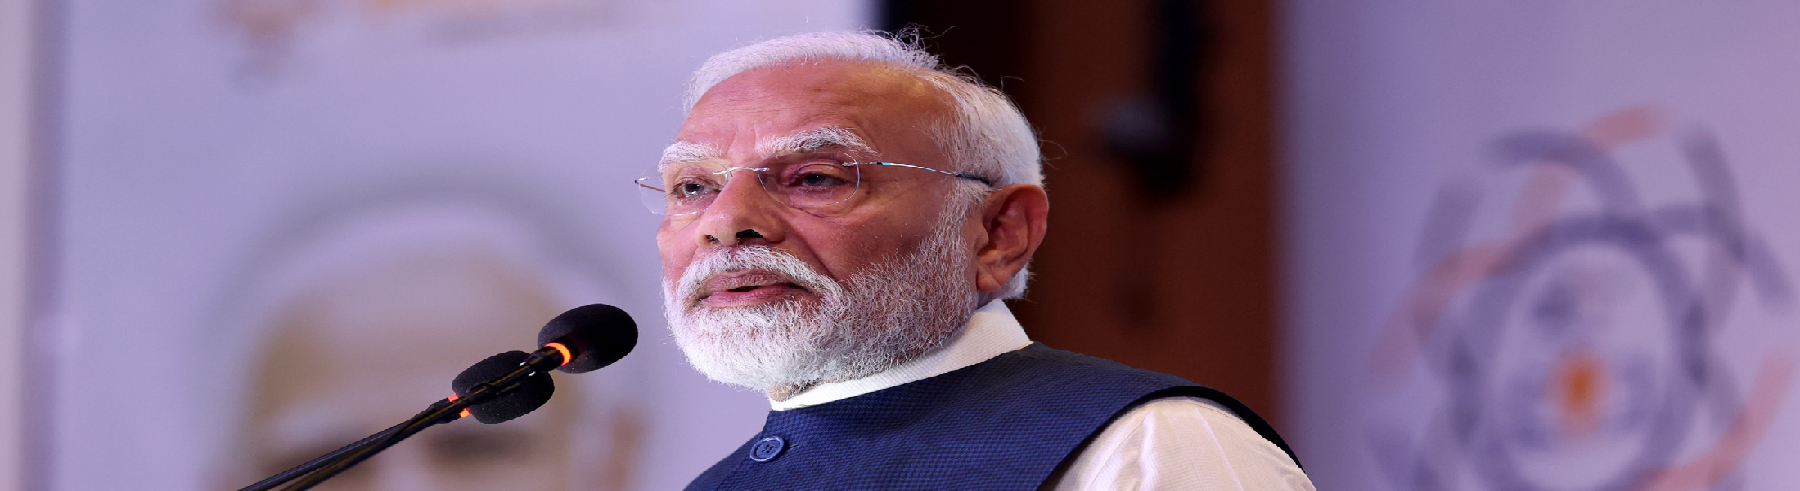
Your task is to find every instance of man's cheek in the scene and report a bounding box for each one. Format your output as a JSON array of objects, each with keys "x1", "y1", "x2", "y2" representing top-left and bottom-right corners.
[{"x1": 655, "y1": 229, "x2": 691, "y2": 279}]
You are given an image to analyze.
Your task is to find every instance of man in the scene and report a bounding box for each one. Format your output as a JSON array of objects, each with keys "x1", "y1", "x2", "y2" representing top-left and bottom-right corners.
[{"x1": 649, "y1": 31, "x2": 1313, "y2": 490}]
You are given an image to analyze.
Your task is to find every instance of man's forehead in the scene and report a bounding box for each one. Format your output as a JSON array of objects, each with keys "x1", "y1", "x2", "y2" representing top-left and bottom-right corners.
[
  {"x1": 697, "y1": 59, "x2": 939, "y2": 110},
  {"x1": 659, "y1": 126, "x2": 875, "y2": 168},
  {"x1": 662, "y1": 60, "x2": 954, "y2": 168}
]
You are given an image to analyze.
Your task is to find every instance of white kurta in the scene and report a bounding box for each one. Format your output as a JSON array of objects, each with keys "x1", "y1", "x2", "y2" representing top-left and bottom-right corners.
[{"x1": 771, "y1": 302, "x2": 1315, "y2": 490}]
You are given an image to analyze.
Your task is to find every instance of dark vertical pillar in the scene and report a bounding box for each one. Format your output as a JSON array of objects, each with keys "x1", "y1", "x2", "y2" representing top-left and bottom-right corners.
[
  {"x1": 879, "y1": 0, "x2": 1028, "y2": 101},
  {"x1": 885, "y1": 0, "x2": 1283, "y2": 426}
]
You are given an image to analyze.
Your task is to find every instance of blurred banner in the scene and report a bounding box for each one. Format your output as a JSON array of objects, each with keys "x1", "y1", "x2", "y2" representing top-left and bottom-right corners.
[
  {"x1": 47, "y1": 1, "x2": 868, "y2": 490},
  {"x1": 1286, "y1": 3, "x2": 1800, "y2": 490}
]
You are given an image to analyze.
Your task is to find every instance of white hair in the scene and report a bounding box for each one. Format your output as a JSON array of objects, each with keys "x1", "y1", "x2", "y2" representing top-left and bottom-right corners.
[{"x1": 682, "y1": 30, "x2": 1042, "y2": 300}]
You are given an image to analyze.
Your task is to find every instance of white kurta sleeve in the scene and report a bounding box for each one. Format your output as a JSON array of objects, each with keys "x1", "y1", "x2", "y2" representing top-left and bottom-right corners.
[{"x1": 1047, "y1": 396, "x2": 1314, "y2": 491}]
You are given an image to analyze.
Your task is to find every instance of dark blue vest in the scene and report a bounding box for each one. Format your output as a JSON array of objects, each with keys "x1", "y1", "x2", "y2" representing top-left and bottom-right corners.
[{"x1": 684, "y1": 343, "x2": 1297, "y2": 490}]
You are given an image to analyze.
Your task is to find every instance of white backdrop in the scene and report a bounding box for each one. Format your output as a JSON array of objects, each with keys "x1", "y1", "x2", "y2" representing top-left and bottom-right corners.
[
  {"x1": 1285, "y1": 3, "x2": 1800, "y2": 490},
  {"x1": 48, "y1": 1, "x2": 870, "y2": 489}
]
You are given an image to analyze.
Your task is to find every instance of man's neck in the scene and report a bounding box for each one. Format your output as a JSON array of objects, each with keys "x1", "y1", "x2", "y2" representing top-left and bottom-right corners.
[
  {"x1": 767, "y1": 383, "x2": 811, "y2": 402},
  {"x1": 764, "y1": 338, "x2": 953, "y2": 402},
  {"x1": 765, "y1": 300, "x2": 1033, "y2": 410}
]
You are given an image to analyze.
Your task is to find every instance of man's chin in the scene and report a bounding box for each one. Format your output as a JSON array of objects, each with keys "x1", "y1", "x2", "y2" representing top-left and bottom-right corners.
[
  {"x1": 669, "y1": 307, "x2": 844, "y2": 389},
  {"x1": 671, "y1": 333, "x2": 819, "y2": 393}
]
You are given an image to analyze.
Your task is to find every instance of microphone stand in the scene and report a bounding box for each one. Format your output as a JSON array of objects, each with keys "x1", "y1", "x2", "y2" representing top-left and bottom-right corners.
[
  {"x1": 235, "y1": 419, "x2": 409, "y2": 491},
  {"x1": 274, "y1": 396, "x2": 469, "y2": 490},
  {"x1": 234, "y1": 396, "x2": 465, "y2": 491},
  {"x1": 238, "y1": 349, "x2": 565, "y2": 491}
]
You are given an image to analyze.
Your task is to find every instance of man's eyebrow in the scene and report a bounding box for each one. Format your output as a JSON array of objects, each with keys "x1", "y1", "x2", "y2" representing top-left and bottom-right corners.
[
  {"x1": 756, "y1": 127, "x2": 875, "y2": 159},
  {"x1": 659, "y1": 141, "x2": 724, "y2": 170}
]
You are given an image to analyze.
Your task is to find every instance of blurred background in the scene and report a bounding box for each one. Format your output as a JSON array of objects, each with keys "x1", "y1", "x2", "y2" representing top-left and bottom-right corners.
[{"x1": 4, "y1": 0, "x2": 1800, "y2": 489}]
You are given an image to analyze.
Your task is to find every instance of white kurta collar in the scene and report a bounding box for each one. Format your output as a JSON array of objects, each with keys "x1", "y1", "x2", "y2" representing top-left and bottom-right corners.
[{"x1": 770, "y1": 300, "x2": 1034, "y2": 411}]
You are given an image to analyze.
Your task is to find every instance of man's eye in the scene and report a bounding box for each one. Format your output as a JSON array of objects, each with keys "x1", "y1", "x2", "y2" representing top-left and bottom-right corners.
[
  {"x1": 673, "y1": 180, "x2": 718, "y2": 198},
  {"x1": 796, "y1": 172, "x2": 852, "y2": 188},
  {"x1": 786, "y1": 163, "x2": 855, "y2": 189}
]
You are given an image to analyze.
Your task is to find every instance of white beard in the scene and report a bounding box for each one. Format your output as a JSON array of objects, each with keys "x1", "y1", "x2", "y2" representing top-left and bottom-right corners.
[{"x1": 662, "y1": 217, "x2": 978, "y2": 397}]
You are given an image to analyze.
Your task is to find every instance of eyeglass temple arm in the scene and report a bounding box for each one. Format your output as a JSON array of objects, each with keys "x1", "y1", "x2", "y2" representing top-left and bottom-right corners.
[{"x1": 857, "y1": 162, "x2": 995, "y2": 187}]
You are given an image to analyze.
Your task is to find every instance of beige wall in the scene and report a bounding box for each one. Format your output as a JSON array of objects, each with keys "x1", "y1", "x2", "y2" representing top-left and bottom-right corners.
[{"x1": 0, "y1": 0, "x2": 34, "y2": 489}]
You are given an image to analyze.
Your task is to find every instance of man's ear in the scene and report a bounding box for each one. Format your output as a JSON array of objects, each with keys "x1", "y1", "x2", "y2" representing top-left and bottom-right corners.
[{"x1": 971, "y1": 183, "x2": 1049, "y2": 295}]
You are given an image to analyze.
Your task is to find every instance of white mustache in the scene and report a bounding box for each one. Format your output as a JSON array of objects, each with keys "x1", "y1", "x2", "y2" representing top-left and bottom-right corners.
[{"x1": 670, "y1": 246, "x2": 839, "y2": 309}]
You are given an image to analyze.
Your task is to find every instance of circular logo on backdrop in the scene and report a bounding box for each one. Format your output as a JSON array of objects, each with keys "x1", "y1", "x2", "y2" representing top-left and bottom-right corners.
[{"x1": 1367, "y1": 107, "x2": 1797, "y2": 491}]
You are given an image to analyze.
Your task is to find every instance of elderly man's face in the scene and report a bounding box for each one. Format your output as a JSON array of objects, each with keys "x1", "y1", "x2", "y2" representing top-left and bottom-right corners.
[
  {"x1": 659, "y1": 60, "x2": 966, "y2": 296},
  {"x1": 657, "y1": 60, "x2": 981, "y2": 396}
]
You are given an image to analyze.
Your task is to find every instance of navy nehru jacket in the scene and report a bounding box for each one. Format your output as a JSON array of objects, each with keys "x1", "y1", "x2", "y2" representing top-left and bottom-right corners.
[{"x1": 685, "y1": 343, "x2": 1298, "y2": 491}]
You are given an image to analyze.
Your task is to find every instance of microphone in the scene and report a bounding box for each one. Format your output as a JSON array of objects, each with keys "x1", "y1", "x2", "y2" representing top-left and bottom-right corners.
[
  {"x1": 535, "y1": 303, "x2": 638, "y2": 373},
  {"x1": 451, "y1": 351, "x2": 555, "y2": 424},
  {"x1": 444, "y1": 304, "x2": 637, "y2": 423}
]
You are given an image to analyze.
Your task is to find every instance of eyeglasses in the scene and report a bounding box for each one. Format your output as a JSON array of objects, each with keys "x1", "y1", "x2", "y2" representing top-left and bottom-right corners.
[{"x1": 635, "y1": 160, "x2": 994, "y2": 216}]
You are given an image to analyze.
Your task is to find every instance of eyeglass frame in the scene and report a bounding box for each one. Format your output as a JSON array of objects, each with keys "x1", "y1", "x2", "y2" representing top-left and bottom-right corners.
[{"x1": 634, "y1": 161, "x2": 995, "y2": 216}]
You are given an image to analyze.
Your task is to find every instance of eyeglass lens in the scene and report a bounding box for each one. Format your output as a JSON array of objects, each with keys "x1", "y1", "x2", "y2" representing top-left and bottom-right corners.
[{"x1": 637, "y1": 161, "x2": 864, "y2": 216}]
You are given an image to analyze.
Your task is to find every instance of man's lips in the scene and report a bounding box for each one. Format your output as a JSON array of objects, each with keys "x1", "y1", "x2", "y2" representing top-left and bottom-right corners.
[{"x1": 697, "y1": 270, "x2": 809, "y2": 306}]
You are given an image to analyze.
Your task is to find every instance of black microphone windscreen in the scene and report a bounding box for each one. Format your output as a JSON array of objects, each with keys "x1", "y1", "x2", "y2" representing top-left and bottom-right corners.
[
  {"x1": 536, "y1": 304, "x2": 636, "y2": 374},
  {"x1": 452, "y1": 350, "x2": 555, "y2": 424}
]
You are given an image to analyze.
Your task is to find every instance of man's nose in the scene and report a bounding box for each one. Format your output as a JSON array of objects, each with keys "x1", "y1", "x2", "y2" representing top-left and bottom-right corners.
[{"x1": 694, "y1": 170, "x2": 787, "y2": 247}]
